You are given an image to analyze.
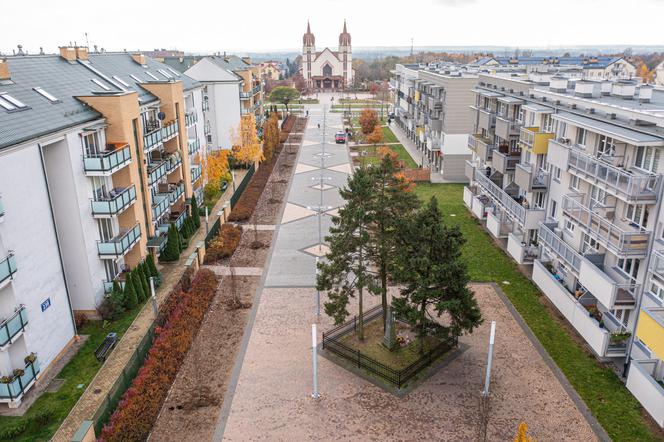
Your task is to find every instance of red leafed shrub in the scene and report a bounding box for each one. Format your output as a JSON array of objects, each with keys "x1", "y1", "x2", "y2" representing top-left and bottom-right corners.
[
  {"x1": 227, "y1": 153, "x2": 280, "y2": 222},
  {"x1": 98, "y1": 269, "x2": 217, "y2": 442},
  {"x1": 205, "y1": 224, "x2": 243, "y2": 263}
]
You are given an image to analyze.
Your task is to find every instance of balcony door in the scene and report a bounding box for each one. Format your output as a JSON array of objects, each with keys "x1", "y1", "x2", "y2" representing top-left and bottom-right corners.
[{"x1": 82, "y1": 131, "x2": 103, "y2": 156}]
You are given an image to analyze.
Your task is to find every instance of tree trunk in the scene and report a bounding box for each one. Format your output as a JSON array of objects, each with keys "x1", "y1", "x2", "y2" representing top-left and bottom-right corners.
[
  {"x1": 358, "y1": 285, "x2": 364, "y2": 341},
  {"x1": 419, "y1": 300, "x2": 426, "y2": 355},
  {"x1": 381, "y1": 264, "x2": 388, "y2": 332}
]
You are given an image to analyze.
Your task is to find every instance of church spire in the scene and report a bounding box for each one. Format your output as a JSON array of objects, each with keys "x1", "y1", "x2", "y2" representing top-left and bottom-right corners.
[
  {"x1": 303, "y1": 20, "x2": 315, "y2": 46},
  {"x1": 339, "y1": 20, "x2": 351, "y2": 46}
]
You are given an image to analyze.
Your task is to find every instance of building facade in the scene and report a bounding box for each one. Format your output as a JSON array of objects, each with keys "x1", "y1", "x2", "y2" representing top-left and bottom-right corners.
[
  {"x1": 301, "y1": 21, "x2": 354, "y2": 91},
  {"x1": 0, "y1": 48, "x2": 206, "y2": 406},
  {"x1": 462, "y1": 72, "x2": 664, "y2": 427}
]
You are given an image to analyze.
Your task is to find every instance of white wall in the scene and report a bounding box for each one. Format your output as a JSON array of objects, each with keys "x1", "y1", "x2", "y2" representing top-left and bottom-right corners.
[
  {"x1": 0, "y1": 142, "x2": 75, "y2": 373},
  {"x1": 210, "y1": 82, "x2": 241, "y2": 150}
]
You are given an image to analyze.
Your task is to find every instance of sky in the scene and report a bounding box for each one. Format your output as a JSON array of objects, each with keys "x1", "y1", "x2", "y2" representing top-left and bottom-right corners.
[{"x1": 2, "y1": 0, "x2": 664, "y2": 55}]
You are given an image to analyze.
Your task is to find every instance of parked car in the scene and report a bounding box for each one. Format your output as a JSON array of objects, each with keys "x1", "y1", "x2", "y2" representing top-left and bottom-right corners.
[{"x1": 335, "y1": 131, "x2": 347, "y2": 144}]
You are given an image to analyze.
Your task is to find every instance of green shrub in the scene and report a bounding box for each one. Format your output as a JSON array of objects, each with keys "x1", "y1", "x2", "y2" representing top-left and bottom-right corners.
[
  {"x1": 146, "y1": 254, "x2": 159, "y2": 279},
  {"x1": 0, "y1": 420, "x2": 26, "y2": 439},
  {"x1": 32, "y1": 406, "x2": 55, "y2": 427},
  {"x1": 132, "y1": 271, "x2": 146, "y2": 303},
  {"x1": 123, "y1": 277, "x2": 138, "y2": 310},
  {"x1": 160, "y1": 224, "x2": 181, "y2": 262},
  {"x1": 190, "y1": 195, "x2": 201, "y2": 229}
]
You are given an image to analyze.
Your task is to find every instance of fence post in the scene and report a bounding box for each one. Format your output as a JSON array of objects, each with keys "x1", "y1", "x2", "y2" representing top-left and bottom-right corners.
[{"x1": 357, "y1": 350, "x2": 361, "y2": 368}]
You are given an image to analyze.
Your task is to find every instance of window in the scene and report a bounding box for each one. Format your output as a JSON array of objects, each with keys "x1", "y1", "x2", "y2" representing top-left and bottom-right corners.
[
  {"x1": 130, "y1": 74, "x2": 142, "y2": 83},
  {"x1": 556, "y1": 121, "x2": 567, "y2": 139},
  {"x1": 145, "y1": 71, "x2": 160, "y2": 81},
  {"x1": 649, "y1": 277, "x2": 664, "y2": 302},
  {"x1": 0, "y1": 92, "x2": 27, "y2": 110},
  {"x1": 550, "y1": 200, "x2": 557, "y2": 219},
  {"x1": 82, "y1": 131, "x2": 102, "y2": 156},
  {"x1": 624, "y1": 204, "x2": 648, "y2": 228},
  {"x1": 33, "y1": 87, "x2": 59, "y2": 103},
  {"x1": 635, "y1": 146, "x2": 660, "y2": 173},
  {"x1": 91, "y1": 79, "x2": 111, "y2": 91},
  {"x1": 597, "y1": 135, "x2": 616, "y2": 158},
  {"x1": 564, "y1": 218, "x2": 575, "y2": 233},
  {"x1": 97, "y1": 218, "x2": 114, "y2": 242},
  {"x1": 0, "y1": 95, "x2": 17, "y2": 110},
  {"x1": 611, "y1": 309, "x2": 630, "y2": 327},
  {"x1": 582, "y1": 234, "x2": 600, "y2": 254},
  {"x1": 590, "y1": 185, "x2": 606, "y2": 207},
  {"x1": 104, "y1": 260, "x2": 119, "y2": 282},
  {"x1": 167, "y1": 67, "x2": 181, "y2": 77},
  {"x1": 575, "y1": 127, "x2": 587, "y2": 148},
  {"x1": 542, "y1": 114, "x2": 553, "y2": 133},
  {"x1": 534, "y1": 192, "x2": 545, "y2": 209},
  {"x1": 617, "y1": 258, "x2": 640, "y2": 280},
  {"x1": 570, "y1": 175, "x2": 581, "y2": 191},
  {"x1": 112, "y1": 76, "x2": 130, "y2": 88},
  {"x1": 158, "y1": 69, "x2": 172, "y2": 79},
  {"x1": 553, "y1": 166, "x2": 561, "y2": 182}
]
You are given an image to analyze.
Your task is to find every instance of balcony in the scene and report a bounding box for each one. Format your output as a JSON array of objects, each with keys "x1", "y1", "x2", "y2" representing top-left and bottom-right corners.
[
  {"x1": 519, "y1": 127, "x2": 554, "y2": 155},
  {"x1": 532, "y1": 259, "x2": 612, "y2": 357},
  {"x1": 0, "y1": 196, "x2": 4, "y2": 221},
  {"x1": 637, "y1": 307, "x2": 664, "y2": 361},
  {"x1": 161, "y1": 120, "x2": 178, "y2": 142},
  {"x1": 649, "y1": 250, "x2": 664, "y2": 280},
  {"x1": 474, "y1": 168, "x2": 545, "y2": 229},
  {"x1": 148, "y1": 161, "x2": 169, "y2": 186},
  {"x1": 167, "y1": 182, "x2": 185, "y2": 205},
  {"x1": 240, "y1": 85, "x2": 261, "y2": 99},
  {"x1": 578, "y1": 258, "x2": 638, "y2": 309},
  {"x1": 166, "y1": 154, "x2": 182, "y2": 175},
  {"x1": 486, "y1": 207, "x2": 512, "y2": 239},
  {"x1": 83, "y1": 143, "x2": 132, "y2": 176},
  {"x1": 147, "y1": 234, "x2": 168, "y2": 254},
  {"x1": 515, "y1": 163, "x2": 548, "y2": 192},
  {"x1": 171, "y1": 209, "x2": 187, "y2": 231},
  {"x1": 0, "y1": 306, "x2": 28, "y2": 349},
  {"x1": 143, "y1": 128, "x2": 163, "y2": 153},
  {"x1": 0, "y1": 253, "x2": 17, "y2": 288},
  {"x1": 191, "y1": 164, "x2": 202, "y2": 183},
  {"x1": 476, "y1": 138, "x2": 496, "y2": 162},
  {"x1": 626, "y1": 359, "x2": 664, "y2": 428},
  {"x1": 492, "y1": 150, "x2": 520, "y2": 174},
  {"x1": 0, "y1": 356, "x2": 39, "y2": 407},
  {"x1": 567, "y1": 149, "x2": 660, "y2": 203},
  {"x1": 477, "y1": 109, "x2": 496, "y2": 132},
  {"x1": 152, "y1": 194, "x2": 170, "y2": 221},
  {"x1": 465, "y1": 160, "x2": 478, "y2": 181},
  {"x1": 561, "y1": 195, "x2": 650, "y2": 257},
  {"x1": 429, "y1": 118, "x2": 442, "y2": 133},
  {"x1": 185, "y1": 112, "x2": 197, "y2": 127},
  {"x1": 97, "y1": 224, "x2": 141, "y2": 258},
  {"x1": 495, "y1": 117, "x2": 521, "y2": 140},
  {"x1": 188, "y1": 138, "x2": 201, "y2": 156},
  {"x1": 538, "y1": 222, "x2": 582, "y2": 274},
  {"x1": 91, "y1": 186, "x2": 137, "y2": 218},
  {"x1": 507, "y1": 233, "x2": 538, "y2": 265}
]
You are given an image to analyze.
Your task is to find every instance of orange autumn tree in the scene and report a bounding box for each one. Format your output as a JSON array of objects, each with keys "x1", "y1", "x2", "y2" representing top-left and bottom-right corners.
[
  {"x1": 637, "y1": 63, "x2": 654, "y2": 83},
  {"x1": 358, "y1": 108, "x2": 379, "y2": 136},
  {"x1": 204, "y1": 149, "x2": 231, "y2": 189},
  {"x1": 262, "y1": 113, "x2": 280, "y2": 162},
  {"x1": 232, "y1": 114, "x2": 264, "y2": 166},
  {"x1": 514, "y1": 422, "x2": 536, "y2": 442}
]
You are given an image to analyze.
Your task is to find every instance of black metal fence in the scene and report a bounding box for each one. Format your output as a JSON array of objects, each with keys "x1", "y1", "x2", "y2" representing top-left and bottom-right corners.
[
  {"x1": 322, "y1": 305, "x2": 457, "y2": 389},
  {"x1": 230, "y1": 165, "x2": 255, "y2": 209}
]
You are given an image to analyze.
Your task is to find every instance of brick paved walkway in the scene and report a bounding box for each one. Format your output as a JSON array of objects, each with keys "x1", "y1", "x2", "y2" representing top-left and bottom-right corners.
[{"x1": 52, "y1": 183, "x2": 239, "y2": 442}]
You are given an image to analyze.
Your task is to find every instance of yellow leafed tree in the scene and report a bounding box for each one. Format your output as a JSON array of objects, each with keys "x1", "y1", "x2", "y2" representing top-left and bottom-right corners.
[
  {"x1": 204, "y1": 149, "x2": 230, "y2": 189},
  {"x1": 514, "y1": 422, "x2": 535, "y2": 442},
  {"x1": 232, "y1": 114, "x2": 264, "y2": 165},
  {"x1": 262, "y1": 113, "x2": 280, "y2": 162},
  {"x1": 637, "y1": 63, "x2": 654, "y2": 83}
]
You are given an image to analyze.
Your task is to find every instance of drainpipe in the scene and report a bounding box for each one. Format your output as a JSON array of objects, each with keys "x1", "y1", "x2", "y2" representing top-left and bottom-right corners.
[
  {"x1": 37, "y1": 143, "x2": 78, "y2": 337},
  {"x1": 622, "y1": 176, "x2": 664, "y2": 377}
]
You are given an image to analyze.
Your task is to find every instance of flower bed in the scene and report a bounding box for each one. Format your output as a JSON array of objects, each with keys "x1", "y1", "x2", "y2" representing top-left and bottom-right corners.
[
  {"x1": 205, "y1": 224, "x2": 243, "y2": 263},
  {"x1": 98, "y1": 269, "x2": 217, "y2": 442}
]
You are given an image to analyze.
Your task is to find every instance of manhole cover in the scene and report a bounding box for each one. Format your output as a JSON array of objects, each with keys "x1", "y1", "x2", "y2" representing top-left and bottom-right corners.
[{"x1": 46, "y1": 378, "x2": 65, "y2": 393}]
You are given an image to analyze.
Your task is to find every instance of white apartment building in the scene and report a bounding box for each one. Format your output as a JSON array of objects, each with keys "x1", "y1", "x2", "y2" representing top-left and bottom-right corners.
[
  {"x1": 464, "y1": 72, "x2": 664, "y2": 427},
  {"x1": 0, "y1": 48, "x2": 206, "y2": 407}
]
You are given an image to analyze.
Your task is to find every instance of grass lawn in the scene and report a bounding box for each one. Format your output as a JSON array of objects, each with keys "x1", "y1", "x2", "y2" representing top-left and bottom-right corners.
[
  {"x1": 413, "y1": 183, "x2": 662, "y2": 442},
  {"x1": 390, "y1": 144, "x2": 418, "y2": 168},
  {"x1": 381, "y1": 125, "x2": 399, "y2": 143},
  {"x1": 0, "y1": 307, "x2": 143, "y2": 441},
  {"x1": 331, "y1": 104, "x2": 387, "y2": 109},
  {"x1": 339, "y1": 319, "x2": 440, "y2": 370}
]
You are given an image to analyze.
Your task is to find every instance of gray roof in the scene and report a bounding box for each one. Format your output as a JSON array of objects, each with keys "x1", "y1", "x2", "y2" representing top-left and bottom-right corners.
[
  {"x1": 0, "y1": 53, "x2": 200, "y2": 150},
  {"x1": 553, "y1": 112, "x2": 664, "y2": 145}
]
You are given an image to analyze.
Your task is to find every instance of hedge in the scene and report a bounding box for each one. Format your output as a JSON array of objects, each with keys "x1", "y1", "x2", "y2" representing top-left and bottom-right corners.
[{"x1": 205, "y1": 224, "x2": 243, "y2": 263}]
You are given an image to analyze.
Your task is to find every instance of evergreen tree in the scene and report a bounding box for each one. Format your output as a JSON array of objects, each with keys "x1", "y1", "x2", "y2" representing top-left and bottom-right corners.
[
  {"x1": 392, "y1": 196, "x2": 482, "y2": 353},
  {"x1": 132, "y1": 271, "x2": 146, "y2": 303},
  {"x1": 190, "y1": 195, "x2": 201, "y2": 228},
  {"x1": 110, "y1": 281, "x2": 125, "y2": 315},
  {"x1": 160, "y1": 224, "x2": 180, "y2": 262},
  {"x1": 138, "y1": 264, "x2": 151, "y2": 299},
  {"x1": 146, "y1": 254, "x2": 159, "y2": 278},
  {"x1": 317, "y1": 167, "x2": 376, "y2": 340},
  {"x1": 123, "y1": 276, "x2": 139, "y2": 310},
  {"x1": 367, "y1": 155, "x2": 419, "y2": 329}
]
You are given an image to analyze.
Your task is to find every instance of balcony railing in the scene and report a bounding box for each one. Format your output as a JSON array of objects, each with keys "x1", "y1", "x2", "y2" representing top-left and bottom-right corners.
[
  {"x1": 0, "y1": 357, "x2": 39, "y2": 403},
  {"x1": 91, "y1": 186, "x2": 136, "y2": 218},
  {"x1": 567, "y1": 149, "x2": 660, "y2": 203},
  {"x1": 148, "y1": 161, "x2": 169, "y2": 186},
  {"x1": 185, "y1": 112, "x2": 197, "y2": 127},
  {"x1": 538, "y1": 222, "x2": 582, "y2": 273},
  {"x1": 172, "y1": 210, "x2": 187, "y2": 231},
  {"x1": 477, "y1": 109, "x2": 496, "y2": 132},
  {"x1": 168, "y1": 182, "x2": 185, "y2": 204},
  {"x1": 495, "y1": 116, "x2": 521, "y2": 139},
  {"x1": 0, "y1": 253, "x2": 17, "y2": 286},
  {"x1": 161, "y1": 120, "x2": 178, "y2": 141},
  {"x1": 188, "y1": 138, "x2": 200, "y2": 156},
  {"x1": 152, "y1": 194, "x2": 170, "y2": 220},
  {"x1": 83, "y1": 144, "x2": 132, "y2": 176},
  {"x1": 166, "y1": 154, "x2": 182, "y2": 175},
  {"x1": 191, "y1": 164, "x2": 202, "y2": 183},
  {"x1": 519, "y1": 127, "x2": 554, "y2": 154},
  {"x1": 515, "y1": 163, "x2": 548, "y2": 191},
  {"x1": 649, "y1": 250, "x2": 664, "y2": 279},
  {"x1": 143, "y1": 128, "x2": 163, "y2": 153},
  {"x1": 97, "y1": 224, "x2": 141, "y2": 257},
  {"x1": 561, "y1": 194, "x2": 650, "y2": 257},
  {"x1": 492, "y1": 150, "x2": 520, "y2": 174},
  {"x1": 0, "y1": 306, "x2": 28, "y2": 348},
  {"x1": 147, "y1": 234, "x2": 168, "y2": 254},
  {"x1": 626, "y1": 360, "x2": 664, "y2": 427}
]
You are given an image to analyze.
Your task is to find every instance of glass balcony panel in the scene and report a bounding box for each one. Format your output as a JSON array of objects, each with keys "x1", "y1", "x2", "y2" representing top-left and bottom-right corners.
[
  {"x1": 83, "y1": 144, "x2": 132, "y2": 175},
  {"x1": 91, "y1": 186, "x2": 137, "y2": 217},
  {"x1": 0, "y1": 253, "x2": 17, "y2": 285}
]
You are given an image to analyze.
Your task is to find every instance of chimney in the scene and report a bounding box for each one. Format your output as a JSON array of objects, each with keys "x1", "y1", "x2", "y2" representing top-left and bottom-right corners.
[
  {"x1": 59, "y1": 46, "x2": 77, "y2": 62},
  {"x1": 638, "y1": 85, "x2": 653, "y2": 103},
  {"x1": 242, "y1": 56, "x2": 252, "y2": 65},
  {"x1": 131, "y1": 53, "x2": 146, "y2": 65},
  {"x1": 0, "y1": 58, "x2": 9, "y2": 81},
  {"x1": 75, "y1": 46, "x2": 89, "y2": 60}
]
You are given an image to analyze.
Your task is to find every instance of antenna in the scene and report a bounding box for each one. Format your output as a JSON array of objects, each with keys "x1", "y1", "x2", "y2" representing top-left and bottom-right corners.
[
  {"x1": 85, "y1": 32, "x2": 90, "y2": 49},
  {"x1": 410, "y1": 38, "x2": 414, "y2": 57}
]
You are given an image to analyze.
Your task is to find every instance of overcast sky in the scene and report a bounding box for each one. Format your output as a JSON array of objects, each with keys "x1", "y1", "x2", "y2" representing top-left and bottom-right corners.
[{"x1": 2, "y1": 0, "x2": 664, "y2": 55}]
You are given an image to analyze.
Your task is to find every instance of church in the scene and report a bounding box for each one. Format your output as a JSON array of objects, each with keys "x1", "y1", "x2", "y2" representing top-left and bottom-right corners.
[{"x1": 301, "y1": 21, "x2": 354, "y2": 91}]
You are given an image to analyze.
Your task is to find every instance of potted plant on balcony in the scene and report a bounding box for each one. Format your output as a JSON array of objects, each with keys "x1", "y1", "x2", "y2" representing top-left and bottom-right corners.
[
  {"x1": 609, "y1": 331, "x2": 631, "y2": 344},
  {"x1": 12, "y1": 369, "x2": 24, "y2": 377},
  {"x1": 0, "y1": 375, "x2": 14, "y2": 384},
  {"x1": 24, "y1": 353, "x2": 37, "y2": 364}
]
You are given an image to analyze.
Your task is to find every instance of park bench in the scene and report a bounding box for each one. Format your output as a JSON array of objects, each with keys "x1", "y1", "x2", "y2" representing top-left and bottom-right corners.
[{"x1": 95, "y1": 332, "x2": 118, "y2": 362}]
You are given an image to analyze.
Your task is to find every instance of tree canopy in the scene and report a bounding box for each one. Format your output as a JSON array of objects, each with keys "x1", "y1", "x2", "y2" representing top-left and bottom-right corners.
[{"x1": 269, "y1": 86, "x2": 300, "y2": 109}]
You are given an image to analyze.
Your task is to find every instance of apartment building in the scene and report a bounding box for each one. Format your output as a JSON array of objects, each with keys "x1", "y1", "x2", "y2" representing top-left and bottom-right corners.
[
  {"x1": 183, "y1": 55, "x2": 263, "y2": 150},
  {"x1": 463, "y1": 72, "x2": 664, "y2": 427},
  {"x1": 472, "y1": 56, "x2": 637, "y2": 79},
  {"x1": 391, "y1": 64, "x2": 476, "y2": 181},
  {"x1": 0, "y1": 48, "x2": 206, "y2": 406}
]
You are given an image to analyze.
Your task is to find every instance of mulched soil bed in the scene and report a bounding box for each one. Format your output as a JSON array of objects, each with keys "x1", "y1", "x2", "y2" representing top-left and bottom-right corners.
[{"x1": 148, "y1": 117, "x2": 306, "y2": 442}]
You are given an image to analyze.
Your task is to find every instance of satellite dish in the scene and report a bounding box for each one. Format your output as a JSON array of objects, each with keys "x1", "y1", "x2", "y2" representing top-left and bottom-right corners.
[{"x1": 157, "y1": 111, "x2": 166, "y2": 121}]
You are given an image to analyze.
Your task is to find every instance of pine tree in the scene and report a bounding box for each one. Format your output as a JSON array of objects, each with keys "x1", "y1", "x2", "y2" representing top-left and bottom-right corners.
[
  {"x1": 146, "y1": 254, "x2": 159, "y2": 279},
  {"x1": 110, "y1": 281, "x2": 125, "y2": 315},
  {"x1": 132, "y1": 271, "x2": 146, "y2": 303},
  {"x1": 123, "y1": 276, "x2": 138, "y2": 310},
  {"x1": 190, "y1": 195, "x2": 201, "y2": 228},
  {"x1": 392, "y1": 196, "x2": 482, "y2": 353},
  {"x1": 317, "y1": 166, "x2": 377, "y2": 340},
  {"x1": 160, "y1": 224, "x2": 181, "y2": 262},
  {"x1": 367, "y1": 154, "x2": 419, "y2": 329},
  {"x1": 139, "y1": 264, "x2": 151, "y2": 299}
]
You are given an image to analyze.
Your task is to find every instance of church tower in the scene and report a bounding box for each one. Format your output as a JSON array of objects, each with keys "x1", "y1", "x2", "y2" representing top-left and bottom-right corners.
[
  {"x1": 338, "y1": 20, "x2": 353, "y2": 87},
  {"x1": 302, "y1": 21, "x2": 315, "y2": 89}
]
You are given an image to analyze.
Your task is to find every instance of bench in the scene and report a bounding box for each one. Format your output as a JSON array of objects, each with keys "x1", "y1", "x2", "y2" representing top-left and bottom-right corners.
[{"x1": 95, "y1": 332, "x2": 118, "y2": 363}]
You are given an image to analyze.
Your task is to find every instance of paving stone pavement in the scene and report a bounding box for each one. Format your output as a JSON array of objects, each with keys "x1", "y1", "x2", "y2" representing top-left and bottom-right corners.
[{"x1": 206, "y1": 266, "x2": 263, "y2": 276}]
